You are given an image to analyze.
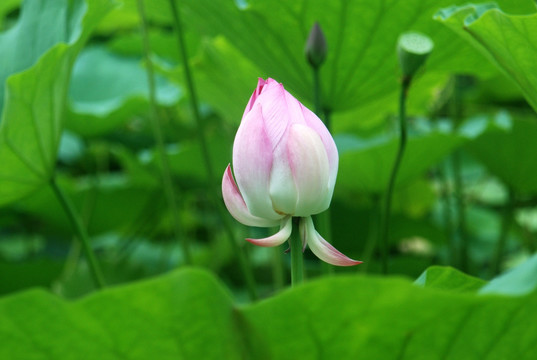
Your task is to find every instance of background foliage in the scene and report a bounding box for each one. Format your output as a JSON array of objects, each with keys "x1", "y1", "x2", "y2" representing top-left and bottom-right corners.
[{"x1": 1, "y1": 0, "x2": 537, "y2": 358}]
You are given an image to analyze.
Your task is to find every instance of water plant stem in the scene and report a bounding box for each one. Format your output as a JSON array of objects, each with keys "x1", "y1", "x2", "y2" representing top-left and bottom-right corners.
[
  {"x1": 136, "y1": 0, "x2": 192, "y2": 265},
  {"x1": 360, "y1": 194, "x2": 381, "y2": 273},
  {"x1": 380, "y1": 76, "x2": 411, "y2": 274},
  {"x1": 272, "y1": 245, "x2": 285, "y2": 291},
  {"x1": 50, "y1": 177, "x2": 105, "y2": 289},
  {"x1": 451, "y1": 75, "x2": 468, "y2": 272},
  {"x1": 492, "y1": 188, "x2": 515, "y2": 276},
  {"x1": 167, "y1": 0, "x2": 258, "y2": 300},
  {"x1": 290, "y1": 218, "x2": 304, "y2": 286},
  {"x1": 312, "y1": 67, "x2": 322, "y2": 120},
  {"x1": 312, "y1": 67, "x2": 333, "y2": 275},
  {"x1": 438, "y1": 161, "x2": 457, "y2": 265},
  {"x1": 452, "y1": 152, "x2": 468, "y2": 271}
]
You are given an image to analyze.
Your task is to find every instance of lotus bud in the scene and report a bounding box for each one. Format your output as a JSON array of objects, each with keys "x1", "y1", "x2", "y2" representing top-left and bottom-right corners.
[
  {"x1": 222, "y1": 78, "x2": 361, "y2": 266},
  {"x1": 305, "y1": 22, "x2": 327, "y2": 68}
]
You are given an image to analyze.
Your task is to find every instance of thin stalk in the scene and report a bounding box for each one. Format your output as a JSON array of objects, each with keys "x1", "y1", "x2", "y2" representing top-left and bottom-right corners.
[
  {"x1": 452, "y1": 155, "x2": 467, "y2": 271},
  {"x1": 360, "y1": 194, "x2": 381, "y2": 273},
  {"x1": 136, "y1": 0, "x2": 192, "y2": 265},
  {"x1": 50, "y1": 177, "x2": 105, "y2": 289},
  {"x1": 492, "y1": 188, "x2": 515, "y2": 276},
  {"x1": 272, "y1": 246, "x2": 285, "y2": 291},
  {"x1": 312, "y1": 67, "x2": 322, "y2": 119},
  {"x1": 167, "y1": 0, "x2": 214, "y2": 186},
  {"x1": 167, "y1": 0, "x2": 258, "y2": 300},
  {"x1": 380, "y1": 77, "x2": 411, "y2": 274},
  {"x1": 290, "y1": 218, "x2": 304, "y2": 286},
  {"x1": 450, "y1": 75, "x2": 469, "y2": 272},
  {"x1": 312, "y1": 67, "x2": 333, "y2": 275},
  {"x1": 439, "y1": 161, "x2": 457, "y2": 265}
]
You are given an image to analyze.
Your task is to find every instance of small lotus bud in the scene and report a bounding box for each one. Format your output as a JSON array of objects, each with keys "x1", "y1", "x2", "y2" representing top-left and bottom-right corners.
[
  {"x1": 305, "y1": 22, "x2": 327, "y2": 68},
  {"x1": 221, "y1": 78, "x2": 361, "y2": 266},
  {"x1": 397, "y1": 32, "x2": 434, "y2": 79}
]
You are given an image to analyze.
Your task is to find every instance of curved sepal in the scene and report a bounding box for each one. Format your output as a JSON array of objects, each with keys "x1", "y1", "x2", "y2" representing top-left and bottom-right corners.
[
  {"x1": 300, "y1": 217, "x2": 362, "y2": 266},
  {"x1": 247, "y1": 216, "x2": 292, "y2": 247}
]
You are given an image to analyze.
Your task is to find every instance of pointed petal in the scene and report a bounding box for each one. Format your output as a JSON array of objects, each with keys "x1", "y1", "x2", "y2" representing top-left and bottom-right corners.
[
  {"x1": 256, "y1": 81, "x2": 292, "y2": 149},
  {"x1": 247, "y1": 216, "x2": 292, "y2": 247},
  {"x1": 301, "y1": 217, "x2": 362, "y2": 266},
  {"x1": 233, "y1": 103, "x2": 282, "y2": 220},
  {"x1": 242, "y1": 78, "x2": 268, "y2": 117},
  {"x1": 222, "y1": 165, "x2": 280, "y2": 227}
]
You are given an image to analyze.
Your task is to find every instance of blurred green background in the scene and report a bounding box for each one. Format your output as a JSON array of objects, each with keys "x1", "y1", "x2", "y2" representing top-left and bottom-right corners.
[{"x1": 1, "y1": 0, "x2": 537, "y2": 358}]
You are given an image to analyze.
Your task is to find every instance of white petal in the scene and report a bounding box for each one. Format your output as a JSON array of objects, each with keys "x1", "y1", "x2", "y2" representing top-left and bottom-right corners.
[
  {"x1": 269, "y1": 133, "x2": 298, "y2": 215},
  {"x1": 233, "y1": 104, "x2": 282, "y2": 220},
  {"x1": 222, "y1": 165, "x2": 281, "y2": 227},
  {"x1": 301, "y1": 217, "x2": 362, "y2": 266},
  {"x1": 288, "y1": 124, "x2": 331, "y2": 216},
  {"x1": 247, "y1": 216, "x2": 292, "y2": 247},
  {"x1": 301, "y1": 104, "x2": 338, "y2": 208}
]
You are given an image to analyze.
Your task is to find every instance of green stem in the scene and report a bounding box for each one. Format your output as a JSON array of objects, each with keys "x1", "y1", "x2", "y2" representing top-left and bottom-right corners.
[
  {"x1": 312, "y1": 67, "x2": 322, "y2": 118},
  {"x1": 311, "y1": 67, "x2": 333, "y2": 275},
  {"x1": 450, "y1": 75, "x2": 469, "y2": 272},
  {"x1": 439, "y1": 161, "x2": 457, "y2": 266},
  {"x1": 167, "y1": 0, "x2": 215, "y2": 186},
  {"x1": 272, "y1": 245, "x2": 285, "y2": 291},
  {"x1": 136, "y1": 0, "x2": 192, "y2": 265},
  {"x1": 452, "y1": 151, "x2": 467, "y2": 272},
  {"x1": 380, "y1": 77, "x2": 411, "y2": 274},
  {"x1": 492, "y1": 188, "x2": 515, "y2": 276},
  {"x1": 360, "y1": 194, "x2": 381, "y2": 273},
  {"x1": 290, "y1": 218, "x2": 304, "y2": 286},
  {"x1": 50, "y1": 177, "x2": 105, "y2": 289},
  {"x1": 167, "y1": 0, "x2": 258, "y2": 300}
]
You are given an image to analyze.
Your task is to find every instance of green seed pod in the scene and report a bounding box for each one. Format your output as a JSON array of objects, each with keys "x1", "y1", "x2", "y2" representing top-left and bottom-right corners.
[{"x1": 397, "y1": 32, "x2": 434, "y2": 78}]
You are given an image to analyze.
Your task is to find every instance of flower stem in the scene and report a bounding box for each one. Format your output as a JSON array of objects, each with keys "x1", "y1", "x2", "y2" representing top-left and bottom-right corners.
[
  {"x1": 167, "y1": 0, "x2": 258, "y2": 300},
  {"x1": 290, "y1": 218, "x2": 304, "y2": 286},
  {"x1": 312, "y1": 67, "x2": 322, "y2": 119},
  {"x1": 438, "y1": 161, "x2": 457, "y2": 266},
  {"x1": 360, "y1": 194, "x2": 381, "y2": 273},
  {"x1": 451, "y1": 75, "x2": 469, "y2": 272},
  {"x1": 492, "y1": 188, "x2": 515, "y2": 276},
  {"x1": 380, "y1": 76, "x2": 411, "y2": 274},
  {"x1": 136, "y1": 0, "x2": 192, "y2": 265},
  {"x1": 272, "y1": 246, "x2": 285, "y2": 291},
  {"x1": 453, "y1": 152, "x2": 468, "y2": 271},
  {"x1": 50, "y1": 177, "x2": 105, "y2": 289},
  {"x1": 311, "y1": 67, "x2": 333, "y2": 275}
]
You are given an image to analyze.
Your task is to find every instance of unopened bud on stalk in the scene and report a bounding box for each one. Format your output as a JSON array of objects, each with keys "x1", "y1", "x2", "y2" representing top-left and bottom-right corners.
[
  {"x1": 397, "y1": 32, "x2": 434, "y2": 79},
  {"x1": 222, "y1": 78, "x2": 361, "y2": 266},
  {"x1": 305, "y1": 22, "x2": 327, "y2": 68}
]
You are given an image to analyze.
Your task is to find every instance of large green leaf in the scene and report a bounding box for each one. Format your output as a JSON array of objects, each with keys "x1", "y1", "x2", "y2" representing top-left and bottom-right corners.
[
  {"x1": 0, "y1": 269, "x2": 243, "y2": 360},
  {"x1": 415, "y1": 265, "x2": 487, "y2": 293},
  {"x1": 2, "y1": 263, "x2": 537, "y2": 359},
  {"x1": 435, "y1": 3, "x2": 537, "y2": 112},
  {"x1": 0, "y1": 0, "x2": 113, "y2": 206},
  {"x1": 480, "y1": 253, "x2": 537, "y2": 296},
  {"x1": 176, "y1": 0, "x2": 534, "y2": 113}
]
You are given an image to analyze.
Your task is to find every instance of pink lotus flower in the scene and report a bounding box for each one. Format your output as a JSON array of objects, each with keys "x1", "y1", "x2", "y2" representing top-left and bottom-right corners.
[{"x1": 222, "y1": 78, "x2": 361, "y2": 266}]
